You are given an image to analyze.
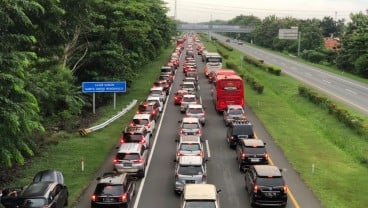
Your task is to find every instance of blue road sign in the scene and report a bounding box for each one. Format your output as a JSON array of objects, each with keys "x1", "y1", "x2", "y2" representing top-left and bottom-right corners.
[{"x1": 82, "y1": 81, "x2": 126, "y2": 93}]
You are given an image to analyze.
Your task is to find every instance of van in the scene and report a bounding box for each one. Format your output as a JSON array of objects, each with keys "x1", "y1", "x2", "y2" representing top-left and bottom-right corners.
[{"x1": 181, "y1": 184, "x2": 221, "y2": 208}]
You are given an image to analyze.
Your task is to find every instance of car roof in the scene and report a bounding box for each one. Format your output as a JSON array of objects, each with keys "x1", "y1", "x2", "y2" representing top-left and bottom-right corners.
[
  {"x1": 133, "y1": 114, "x2": 151, "y2": 119},
  {"x1": 227, "y1": 104, "x2": 243, "y2": 109},
  {"x1": 182, "y1": 117, "x2": 200, "y2": 123},
  {"x1": 150, "y1": 86, "x2": 164, "y2": 91},
  {"x1": 183, "y1": 94, "x2": 196, "y2": 98},
  {"x1": 33, "y1": 169, "x2": 64, "y2": 185},
  {"x1": 188, "y1": 104, "x2": 203, "y2": 109},
  {"x1": 140, "y1": 101, "x2": 157, "y2": 106},
  {"x1": 22, "y1": 181, "x2": 55, "y2": 197},
  {"x1": 184, "y1": 184, "x2": 217, "y2": 200},
  {"x1": 118, "y1": 143, "x2": 142, "y2": 153},
  {"x1": 125, "y1": 126, "x2": 145, "y2": 133},
  {"x1": 180, "y1": 135, "x2": 201, "y2": 143},
  {"x1": 241, "y1": 139, "x2": 265, "y2": 147},
  {"x1": 182, "y1": 82, "x2": 195, "y2": 85},
  {"x1": 179, "y1": 155, "x2": 203, "y2": 165},
  {"x1": 146, "y1": 96, "x2": 161, "y2": 101},
  {"x1": 98, "y1": 172, "x2": 127, "y2": 184},
  {"x1": 253, "y1": 165, "x2": 282, "y2": 177}
]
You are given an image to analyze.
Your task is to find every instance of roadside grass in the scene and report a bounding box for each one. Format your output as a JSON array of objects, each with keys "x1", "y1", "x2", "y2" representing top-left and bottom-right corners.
[
  {"x1": 7, "y1": 46, "x2": 174, "y2": 204},
  {"x1": 205, "y1": 40, "x2": 368, "y2": 208}
]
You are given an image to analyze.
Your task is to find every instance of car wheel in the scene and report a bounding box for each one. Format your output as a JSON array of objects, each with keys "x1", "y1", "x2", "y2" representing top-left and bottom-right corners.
[
  {"x1": 250, "y1": 195, "x2": 256, "y2": 207},
  {"x1": 138, "y1": 169, "x2": 145, "y2": 178}
]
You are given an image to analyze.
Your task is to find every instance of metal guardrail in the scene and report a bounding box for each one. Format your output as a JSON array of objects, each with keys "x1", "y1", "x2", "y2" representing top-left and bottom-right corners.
[{"x1": 79, "y1": 99, "x2": 137, "y2": 136}]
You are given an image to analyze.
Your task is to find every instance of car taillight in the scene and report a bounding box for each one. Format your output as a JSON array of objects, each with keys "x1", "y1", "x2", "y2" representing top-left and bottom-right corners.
[
  {"x1": 202, "y1": 173, "x2": 207, "y2": 180},
  {"x1": 113, "y1": 158, "x2": 119, "y2": 163},
  {"x1": 264, "y1": 153, "x2": 269, "y2": 159},
  {"x1": 135, "y1": 158, "x2": 143, "y2": 164},
  {"x1": 241, "y1": 152, "x2": 246, "y2": 159},
  {"x1": 91, "y1": 194, "x2": 97, "y2": 202},
  {"x1": 230, "y1": 136, "x2": 234, "y2": 140},
  {"x1": 185, "y1": 112, "x2": 189, "y2": 117},
  {"x1": 177, "y1": 152, "x2": 183, "y2": 156},
  {"x1": 145, "y1": 124, "x2": 151, "y2": 128},
  {"x1": 198, "y1": 151, "x2": 203, "y2": 157},
  {"x1": 253, "y1": 185, "x2": 259, "y2": 193},
  {"x1": 180, "y1": 129, "x2": 184, "y2": 134},
  {"x1": 175, "y1": 172, "x2": 178, "y2": 179},
  {"x1": 140, "y1": 136, "x2": 146, "y2": 144},
  {"x1": 130, "y1": 122, "x2": 134, "y2": 126},
  {"x1": 197, "y1": 130, "x2": 201, "y2": 134},
  {"x1": 283, "y1": 185, "x2": 288, "y2": 193},
  {"x1": 175, "y1": 96, "x2": 179, "y2": 100},
  {"x1": 118, "y1": 193, "x2": 128, "y2": 202},
  {"x1": 120, "y1": 138, "x2": 125, "y2": 144}
]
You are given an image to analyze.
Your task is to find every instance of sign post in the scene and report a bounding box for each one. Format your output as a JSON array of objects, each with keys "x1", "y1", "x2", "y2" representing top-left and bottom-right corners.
[
  {"x1": 278, "y1": 27, "x2": 301, "y2": 56},
  {"x1": 82, "y1": 81, "x2": 127, "y2": 114}
]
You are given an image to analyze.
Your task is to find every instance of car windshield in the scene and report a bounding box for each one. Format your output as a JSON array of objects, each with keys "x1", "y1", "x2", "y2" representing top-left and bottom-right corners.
[
  {"x1": 233, "y1": 126, "x2": 253, "y2": 136},
  {"x1": 20, "y1": 198, "x2": 47, "y2": 207},
  {"x1": 180, "y1": 143, "x2": 200, "y2": 151},
  {"x1": 123, "y1": 133, "x2": 143, "y2": 142},
  {"x1": 132, "y1": 119, "x2": 148, "y2": 125},
  {"x1": 159, "y1": 76, "x2": 169, "y2": 80},
  {"x1": 150, "y1": 90, "x2": 162, "y2": 95},
  {"x1": 182, "y1": 123, "x2": 199, "y2": 129},
  {"x1": 116, "y1": 153, "x2": 140, "y2": 160},
  {"x1": 188, "y1": 108, "x2": 203, "y2": 114},
  {"x1": 257, "y1": 177, "x2": 284, "y2": 187},
  {"x1": 139, "y1": 105, "x2": 153, "y2": 112},
  {"x1": 184, "y1": 201, "x2": 216, "y2": 208},
  {"x1": 245, "y1": 147, "x2": 266, "y2": 154},
  {"x1": 229, "y1": 108, "x2": 244, "y2": 115},
  {"x1": 94, "y1": 184, "x2": 124, "y2": 196},
  {"x1": 182, "y1": 84, "x2": 194, "y2": 89},
  {"x1": 178, "y1": 165, "x2": 203, "y2": 175},
  {"x1": 161, "y1": 68, "x2": 171, "y2": 73},
  {"x1": 183, "y1": 97, "x2": 196, "y2": 102}
]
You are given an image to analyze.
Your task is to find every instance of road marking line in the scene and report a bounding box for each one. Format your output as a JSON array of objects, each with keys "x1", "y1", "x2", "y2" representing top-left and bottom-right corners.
[
  {"x1": 205, "y1": 139, "x2": 211, "y2": 158},
  {"x1": 133, "y1": 85, "x2": 171, "y2": 208},
  {"x1": 345, "y1": 88, "x2": 357, "y2": 95},
  {"x1": 322, "y1": 79, "x2": 331, "y2": 84},
  {"x1": 254, "y1": 133, "x2": 301, "y2": 208}
]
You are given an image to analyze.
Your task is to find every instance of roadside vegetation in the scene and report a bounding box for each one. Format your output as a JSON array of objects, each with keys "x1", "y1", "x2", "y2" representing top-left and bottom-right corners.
[
  {"x1": 202, "y1": 38, "x2": 368, "y2": 208},
  {"x1": 4, "y1": 45, "x2": 175, "y2": 205}
]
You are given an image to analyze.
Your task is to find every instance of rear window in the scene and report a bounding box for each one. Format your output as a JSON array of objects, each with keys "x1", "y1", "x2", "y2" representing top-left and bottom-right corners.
[
  {"x1": 233, "y1": 125, "x2": 253, "y2": 136},
  {"x1": 116, "y1": 153, "x2": 140, "y2": 160},
  {"x1": 180, "y1": 143, "x2": 200, "y2": 151},
  {"x1": 161, "y1": 68, "x2": 171, "y2": 73},
  {"x1": 182, "y1": 84, "x2": 195, "y2": 89},
  {"x1": 94, "y1": 184, "x2": 124, "y2": 195},
  {"x1": 182, "y1": 123, "x2": 200, "y2": 129},
  {"x1": 123, "y1": 133, "x2": 143, "y2": 142},
  {"x1": 178, "y1": 165, "x2": 203, "y2": 175},
  {"x1": 229, "y1": 108, "x2": 244, "y2": 115},
  {"x1": 188, "y1": 108, "x2": 203, "y2": 114},
  {"x1": 244, "y1": 147, "x2": 266, "y2": 154},
  {"x1": 139, "y1": 105, "x2": 153, "y2": 112},
  {"x1": 132, "y1": 119, "x2": 149, "y2": 125},
  {"x1": 256, "y1": 177, "x2": 284, "y2": 187},
  {"x1": 183, "y1": 97, "x2": 196, "y2": 102}
]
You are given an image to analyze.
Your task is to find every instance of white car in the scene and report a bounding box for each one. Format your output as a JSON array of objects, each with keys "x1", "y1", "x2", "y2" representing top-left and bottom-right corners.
[
  {"x1": 186, "y1": 104, "x2": 206, "y2": 126},
  {"x1": 146, "y1": 96, "x2": 164, "y2": 112},
  {"x1": 131, "y1": 113, "x2": 156, "y2": 133},
  {"x1": 180, "y1": 94, "x2": 199, "y2": 113},
  {"x1": 149, "y1": 86, "x2": 166, "y2": 102}
]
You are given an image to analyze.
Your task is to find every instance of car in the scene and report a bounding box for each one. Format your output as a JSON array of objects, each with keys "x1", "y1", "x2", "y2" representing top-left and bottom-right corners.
[
  {"x1": 1, "y1": 181, "x2": 69, "y2": 208},
  {"x1": 180, "y1": 81, "x2": 197, "y2": 93},
  {"x1": 182, "y1": 77, "x2": 198, "y2": 89},
  {"x1": 236, "y1": 139, "x2": 269, "y2": 172},
  {"x1": 152, "y1": 80, "x2": 170, "y2": 95},
  {"x1": 180, "y1": 94, "x2": 199, "y2": 113},
  {"x1": 136, "y1": 101, "x2": 160, "y2": 121},
  {"x1": 160, "y1": 66, "x2": 174, "y2": 76},
  {"x1": 130, "y1": 113, "x2": 156, "y2": 134},
  {"x1": 33, "y1": 169, "x2": 65, "y2": 185},
  {"x1": 174, "y1": 156, "x2": 207, "y2": 194},
  {"x1": 185, "y1": 71, "x2": 199, "y2": 82},
  {"x1": 180, "y1": 184, "x2": 221, "y2": 208},
  {"x1": 185, "y1": 104, "x2": 206, "y2": 126},
  {"x1": 226, "y1": 120, "x2": 254, "y2": 148},
  {"x1": 146, "y1": 96, "x2": 164, "y2": 112},
  {"x1": 91, "y1": 172, "x2": 136, "y2": 208},
  {"x1": 238, "y1": 41, "x2": 243, "y2": 45},
  {"x1": 178, "y1": 117, "x2": 203, "y2": 140},
  {"x1": 159, "y1": 74, "x2": 173, "y2": 85},
  {"x1": 121, "y1": 126, "x2": 151, "y2": 148},
  {"x1": 174, "y1": 89, "x2": 189, "y2": 105},
  {"x1": 226, "y1": 39, "x2": 230, "y2": 42},
  {"x1": 244, "y1": 165, "x2": 288, "y2": 207},
  {"x1": 175, "y1": 135, "x2": 203, "y2": 161},
  {"x1": 113, "y1": 143, "x2": 148, "y2": 178},
  {"x1": 149, "y1": 86, "x2": 166, "y2": 103},
  {"x1": 223, "y1": 105, "x2": 246, "y2": 126}
]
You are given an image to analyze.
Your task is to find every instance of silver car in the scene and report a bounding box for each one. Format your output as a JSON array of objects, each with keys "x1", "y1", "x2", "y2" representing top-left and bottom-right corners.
[
  {"x1": 180, "y1": 94, "x2": 199, "y2": 113},
  {"x1": 176, "y1": 135, "x2": 204, "y2": 161},
  {"x1": 185, "y1": 104, "x2": 206, "y2": 126},
  {"x1": 174, "y1": 156, "x2": 207, "y2": 194},
  {"x1": 223, "y1": 105, "x2": 246, "y2": 126}
]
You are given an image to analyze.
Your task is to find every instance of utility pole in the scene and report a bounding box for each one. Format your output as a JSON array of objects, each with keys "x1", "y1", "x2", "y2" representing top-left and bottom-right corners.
[
  {"x1": 174, "y1": 0, "x2": 177, "y2": 20},
  {"x1": 297, "y1": 31, "x2": 301, "y2": 57}
]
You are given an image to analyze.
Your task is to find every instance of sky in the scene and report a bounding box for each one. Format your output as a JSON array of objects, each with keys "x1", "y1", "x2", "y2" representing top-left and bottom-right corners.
[{"x1": 163, "y1": 0, "x2": 367, "y2": 23}]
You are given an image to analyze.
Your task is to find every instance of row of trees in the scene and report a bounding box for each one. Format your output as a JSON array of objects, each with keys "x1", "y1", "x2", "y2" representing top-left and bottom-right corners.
[
  {"x1": 0, "y1": 0, "x2": 176, "y2": 168},
  {"x1": 226, "y1": 12, "x2": 368, "y2": 78}
]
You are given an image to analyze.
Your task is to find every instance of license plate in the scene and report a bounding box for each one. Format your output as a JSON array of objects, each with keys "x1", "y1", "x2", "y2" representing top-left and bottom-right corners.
[
  {"x1": 264, "y1": 192, "x2": 277, "y2": 197},
  {"x1": 251, "y1": 158, "x2": 260, "y2": 162},
  {"x1": 103, "y1": 197, "x2": 114, "y2": 202},
  {"x1": 186, "y1": 180, "x2": 195, "y2": 184},
  {"x1": 123, "y1": 163, "x2": 132, "y2": 167}
]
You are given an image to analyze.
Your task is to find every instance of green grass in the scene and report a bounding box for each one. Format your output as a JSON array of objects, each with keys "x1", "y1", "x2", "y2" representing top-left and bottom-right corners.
[
  {"x1": 7, "y1": 46, "x2": 174, "y2": 205},
  {"x1": 204, "y1": 40, "x2": 368, "y2": 208}
]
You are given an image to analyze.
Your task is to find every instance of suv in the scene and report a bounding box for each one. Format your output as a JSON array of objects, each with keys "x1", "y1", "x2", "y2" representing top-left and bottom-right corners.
[
  {"x1": 180, "y1": 94, "x2": 199, "y2": 113},
  {"x1": 161, "y1": 65, "x2": 175, "y2": 76},
  {"x1": 91, "y1": 172, "x2": 135, "y2": 208},
  {"x1": 121, "y1": 126, "x2": 151, "y2": 148},
  {"x1": 1, "y1": 181, "x2": 69, "y2": 208},
  {"x1": 174, "y1": 89, "x2": 189, "y2": 105},
  {"x1": 223, "y1": 105, "x2": 246, "y2": 126},
  {"x1": 174, "y1": 156, "x2": 207, "y2": 194},
  {"x1": 181, "y1": 184, "x2": 221, "y2": 208},
  {"x1": 178, "y1": 117, "x2": 203, "y2": 140},
  {"x1": 137, "y1": 101, "x2": 160, "y2": 121},
  {"x1": 153, "y1": 80, "x2": 170, "y2": 95},
  {"x1": 226, "y1": 120, "x2": 254, "y2": 148},
  {"x1": 113, "y1": 143, "x2": 148, "y2": 178},
  {"x1": 176, "y1": 135, "x2": 203, "y2": 161},
  {"x1": 236, "y1": 139, "x2": 269, "y2": 172},
  {"x1": 130, "y1": 113, "x2": 156, "y2": 134},
  {"x1": 149, "y1": 86, "x2": 166, "y2": 103},
  {"x1": 244, "y1": 165, "x2": 288, "y2": 207},
  {"x1": 180, "y1": 82, "x2": 196, "y2": 94},
  {"x1": 185, "y1": 104, "x2": 206, "y2": 126},
  {"x1": 146, "y1": 96, "x2": 164, "y2": 112}
]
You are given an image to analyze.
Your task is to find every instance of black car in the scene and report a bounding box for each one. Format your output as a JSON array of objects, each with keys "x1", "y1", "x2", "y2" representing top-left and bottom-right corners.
[
  {"x1": 236, "y1": 139, "x2": 269, "y2": 172},
  {"x1": 1, "y1": 181, "x2": 68, "y2": 208},
  {"x1": 91, "y1": 172, "x2": 136, "y2": 208},
  {"x1": 33, "y1": 170, "x2": 65, "y2": 185},
  {"x1": 244, "y1": 165, "x2": 288, "y2": 207},
  {"x1": 226, "y1": 120, "x2": 254, "y2": 148}
]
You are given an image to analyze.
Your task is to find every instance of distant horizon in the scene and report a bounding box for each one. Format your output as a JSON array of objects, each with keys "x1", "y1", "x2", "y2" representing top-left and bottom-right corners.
[{"x1": 163, "y1": 0, "x2": 367, "y2": 23}]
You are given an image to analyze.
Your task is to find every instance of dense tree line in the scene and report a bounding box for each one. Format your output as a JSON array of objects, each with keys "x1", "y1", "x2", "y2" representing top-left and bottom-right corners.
[
  {"x1": 227, "y1": 12, "x2": 368, "y2": 78},
  {"x1": 0, "y1": 0, "x2": 176, "y2": 168}
]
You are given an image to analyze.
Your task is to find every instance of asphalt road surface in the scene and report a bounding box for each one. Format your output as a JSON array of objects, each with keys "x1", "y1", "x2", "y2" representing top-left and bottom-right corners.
[
  {"x1": 213, "y1": 34, "x2": 368, "y2": 116},
  {"x1": 74, "y1": 38, "x2": 322, "y2": 208}
]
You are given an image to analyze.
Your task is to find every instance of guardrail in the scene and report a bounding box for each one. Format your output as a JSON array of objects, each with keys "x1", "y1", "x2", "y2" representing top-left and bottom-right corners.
[{"x1": 79, "y1": 99, "x2": 137, "y2": 136}]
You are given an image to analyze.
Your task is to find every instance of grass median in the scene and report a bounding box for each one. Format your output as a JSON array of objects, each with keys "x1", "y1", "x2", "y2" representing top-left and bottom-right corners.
[
  {"x1": 7, "y1": 45, "x2": 175, "y2": 205},
  {"x1": 203, "y1": 38, "x2": 368, "y2": 208}
]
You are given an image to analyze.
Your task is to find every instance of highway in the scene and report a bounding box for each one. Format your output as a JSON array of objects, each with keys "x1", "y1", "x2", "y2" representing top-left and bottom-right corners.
[
  {"x1": 74, "y1": 38, "x2": 322, "y2": 208},
  {"x1": 212, "y1": 34, "x2": 368, "y2": 116}
]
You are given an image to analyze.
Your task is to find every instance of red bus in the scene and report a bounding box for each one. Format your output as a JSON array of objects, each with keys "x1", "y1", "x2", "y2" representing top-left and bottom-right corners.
[{"x1": 212, "y1": 74, "x2": 245, "y2": 112}]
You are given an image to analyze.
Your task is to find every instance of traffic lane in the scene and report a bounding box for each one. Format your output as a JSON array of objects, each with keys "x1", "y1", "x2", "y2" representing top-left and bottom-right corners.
[
  {"x1": 245, "y1": 107, "x2": 322, "y2": 208},
  {"x1": 214, "y1": 34, "x2": 368, "y2": 115}
]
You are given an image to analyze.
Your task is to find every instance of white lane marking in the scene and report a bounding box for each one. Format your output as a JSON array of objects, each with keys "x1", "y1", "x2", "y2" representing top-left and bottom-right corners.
[
  {"x1": 133, "y1": 86, "x2": 170, "y2": 208},
  {"x1": 345, "y1": 89, "x2": 357, "y2": 95},
  {"x1": 200, "y1": 96, "x2": 202, "y2": 105},
  {"x1": 323, "y1": 79, "x2": 331, "y2": 84},
  {"x1": 205, "y1": 140, "x2": 211, "y2": 158}
]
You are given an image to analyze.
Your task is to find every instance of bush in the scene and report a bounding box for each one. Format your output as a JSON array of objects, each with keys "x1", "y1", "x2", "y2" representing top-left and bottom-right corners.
[{"x1": 303, "y1": 50, "x2": 326, "y2": 63}]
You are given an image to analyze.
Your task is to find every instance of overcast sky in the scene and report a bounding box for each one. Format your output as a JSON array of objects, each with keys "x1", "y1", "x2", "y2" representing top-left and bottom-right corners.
[{"x1": 163, "y1": 0, "x2": 367, "y2": 23}]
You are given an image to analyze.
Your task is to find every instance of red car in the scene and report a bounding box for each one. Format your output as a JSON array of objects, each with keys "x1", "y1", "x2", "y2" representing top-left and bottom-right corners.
[{"x1": 174, "y1": 89, "x2": 189, "y2": 105}]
